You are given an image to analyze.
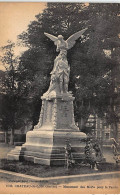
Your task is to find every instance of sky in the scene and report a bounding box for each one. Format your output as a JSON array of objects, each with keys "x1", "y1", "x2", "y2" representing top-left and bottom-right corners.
[{"x1": 0, "y1": 2, "x2": 46, "y2": 70}]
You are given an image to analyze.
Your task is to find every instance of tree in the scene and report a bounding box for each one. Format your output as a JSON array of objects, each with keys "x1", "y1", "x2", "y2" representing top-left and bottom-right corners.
[
  {"x1": 18, "y1": 3, "x2": 89, "y2": 126},
  {"x1": 83, "y1": 4, "x2": 120, "y2": 133},
  {"x1": 0, "y1": 41, "x2": 19, "y2": 144},
  {"x1": 18, "y1": 3, "x2": 120, "y2": 131}
]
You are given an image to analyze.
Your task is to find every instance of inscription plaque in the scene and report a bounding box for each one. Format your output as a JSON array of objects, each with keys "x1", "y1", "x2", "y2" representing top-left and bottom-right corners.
[{"x1": 58, "y1": 101, "x2": 72, "y2": 128}]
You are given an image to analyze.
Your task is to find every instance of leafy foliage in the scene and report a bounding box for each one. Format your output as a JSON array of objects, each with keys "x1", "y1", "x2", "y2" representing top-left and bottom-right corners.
[
  {"x1": 1, "y1": 3, "x2": 119, "y2": 138},
  {"x1": 18, "y1": 3, "x2": 120, "y2": 129},
  {"x1": 0, "y1": 42, "x2": 35, "y2": 143}
]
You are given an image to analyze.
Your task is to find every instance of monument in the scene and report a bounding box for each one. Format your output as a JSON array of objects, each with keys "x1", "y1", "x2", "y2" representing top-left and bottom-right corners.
[{"x1": 8, "y1": 29, "x2": 87, "y2": 166}]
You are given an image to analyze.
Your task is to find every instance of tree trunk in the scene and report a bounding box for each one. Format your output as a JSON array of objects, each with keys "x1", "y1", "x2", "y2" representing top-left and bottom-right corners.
[
  {"x1": 4, "y1": 131, "x2": 8, "y2": 144},
  {"x1": 114, "y1": 122, "x2": 118, "y2": 142},
  {"x1": 10, "y1": 128, "x2": 14, "y2": 145}
]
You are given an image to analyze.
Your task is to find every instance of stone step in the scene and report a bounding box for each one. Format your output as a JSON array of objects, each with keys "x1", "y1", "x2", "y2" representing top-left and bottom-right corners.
[{"x1": 23, "y1": 150, "x2": 85, "y2": 159}]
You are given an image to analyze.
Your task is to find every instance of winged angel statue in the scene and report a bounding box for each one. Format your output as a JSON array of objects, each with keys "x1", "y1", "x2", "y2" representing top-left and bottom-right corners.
[{"x1": 44, "y1": 28, "x2": 87, "y2": 95}]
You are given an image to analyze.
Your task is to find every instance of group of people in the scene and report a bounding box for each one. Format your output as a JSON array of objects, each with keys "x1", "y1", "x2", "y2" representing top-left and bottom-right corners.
[
  {"x1": 84, "y1": 140, "x2": 102, "y2": 170},
  {"x1": 64, "y1": 139, "x2": 102, "y2": 170}
]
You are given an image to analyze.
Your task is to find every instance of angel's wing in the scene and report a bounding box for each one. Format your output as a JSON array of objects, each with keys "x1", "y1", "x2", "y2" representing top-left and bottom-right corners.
[
  {"x1": 44, "y1": 32, "x2": 58, "y2": 45},
  {"x1": 66, "y1": 28, "x2": 88, "y2": 50}
]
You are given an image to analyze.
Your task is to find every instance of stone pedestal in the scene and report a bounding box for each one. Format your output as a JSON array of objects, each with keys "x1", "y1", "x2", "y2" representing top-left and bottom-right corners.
[{"x1": 8, "y1": 92, "x2": 87, "y2": 166}]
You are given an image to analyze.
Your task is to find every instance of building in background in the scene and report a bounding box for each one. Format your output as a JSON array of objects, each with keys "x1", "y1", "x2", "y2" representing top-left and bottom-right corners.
[{"x1": 86, "y1": 113, "x2": 120, "y2": 145}]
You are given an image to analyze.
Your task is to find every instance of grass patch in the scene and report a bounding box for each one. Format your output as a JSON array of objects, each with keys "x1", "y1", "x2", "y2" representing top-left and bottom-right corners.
[{"x1": 0, "y1": 159, "x2": 119, "y2": 178}]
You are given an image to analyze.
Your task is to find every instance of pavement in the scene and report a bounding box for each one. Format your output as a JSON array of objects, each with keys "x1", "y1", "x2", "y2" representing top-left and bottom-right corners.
[
  {"x1": 103, "y1": 145, "x2": 117, "y2": 163},
  {"x1": 0, "y1": 168, "x2": 120, "y2": 184},
  {"x1": 0, "y1": 143, "x2": 14, "y2": 159},
  {"x1": 0, "y1": 169, "x2": 120, "y2": 194}
]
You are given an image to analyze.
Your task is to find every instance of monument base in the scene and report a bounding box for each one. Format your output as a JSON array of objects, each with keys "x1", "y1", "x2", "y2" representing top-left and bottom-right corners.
[
  {"x1": 8, "y1": 92, "x2": 87, "y2": 166},
  {"x1": 8, "y1": 129, "x2": 86, "y2": 166}
]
